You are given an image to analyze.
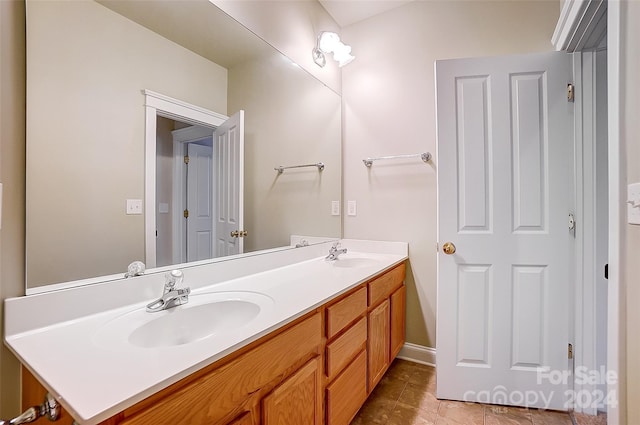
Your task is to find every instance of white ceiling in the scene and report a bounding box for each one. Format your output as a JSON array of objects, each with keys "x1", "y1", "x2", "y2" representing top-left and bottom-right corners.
[{"x1": 318, "y1": 0, "x2": 414, "y2": 28}]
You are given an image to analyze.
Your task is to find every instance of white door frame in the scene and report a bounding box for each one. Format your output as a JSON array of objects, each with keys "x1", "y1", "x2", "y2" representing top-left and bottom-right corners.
[
  {"x1": 171, "y1": 125, "x2": 215, "y2": 265},
  {"x1": 606, "y1": 3, "x2": 623, "y2": 424},
  {"x1": 143, "y1": 90, "x2": 227, "y2": 268},
  {"x1": 571, "y1": 49, "x2": 609, "y2": 415},
  {"x1": 553, "y1": 1, "x2": 621, "y2": 420}
]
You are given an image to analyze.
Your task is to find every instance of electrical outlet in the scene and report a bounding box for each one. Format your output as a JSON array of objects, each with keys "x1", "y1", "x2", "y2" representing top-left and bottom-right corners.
[
  {"x1": 347, "y1": 200, "x2": 357, "y2": 216},
  {"x1": 126, "y1": 199, "x2": 143, "y2": 215}
]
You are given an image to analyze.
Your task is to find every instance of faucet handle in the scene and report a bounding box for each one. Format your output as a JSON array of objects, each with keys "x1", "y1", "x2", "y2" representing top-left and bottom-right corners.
[{"x1": 165, "y1": 270, "x2": 184, "y2": 290}]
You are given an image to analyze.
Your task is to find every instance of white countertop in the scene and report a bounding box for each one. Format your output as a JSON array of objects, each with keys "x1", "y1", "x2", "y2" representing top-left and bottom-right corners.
[{"x1": 4, "y1": 239, "x2": 407, "y2": 424}]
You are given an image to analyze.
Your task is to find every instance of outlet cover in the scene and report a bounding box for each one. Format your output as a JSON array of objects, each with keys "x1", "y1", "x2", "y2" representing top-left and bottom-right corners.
[
  {"x1": 628, "y1": 182, "x2": 640, "y2": 225},
  {"x1": 347, "y1": 200, "x2": 357, "y2": 216},
  {"x1": 126, "y1": 199, "x2": 143, "y2": 215}
]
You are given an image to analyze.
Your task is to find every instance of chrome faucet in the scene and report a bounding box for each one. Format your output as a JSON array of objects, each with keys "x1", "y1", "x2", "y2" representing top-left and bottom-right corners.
[
  {"x1": 146, "y1": 270, "x2": 191, "y2": 313},
  {"x1": 325, "y1": 242, "x2": 347, "y2": 261}
]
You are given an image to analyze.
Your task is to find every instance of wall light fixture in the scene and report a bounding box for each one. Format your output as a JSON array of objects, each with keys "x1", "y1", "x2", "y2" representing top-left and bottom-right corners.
[{"x1": 312, "y1": 31, "x2": 355, "y2": 68}]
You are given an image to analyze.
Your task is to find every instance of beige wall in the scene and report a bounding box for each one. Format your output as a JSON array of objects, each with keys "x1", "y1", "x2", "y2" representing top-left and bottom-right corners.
[
  {"x1": 155, "y1": 117, "x2": 175, "y2": 268},
  {"x1": 25, "y1": 0, "x2": 228, "y2": 288},
  {"x1": 623, "y1": 1, "x2": 640, "y2": 422},
  {"x1": 228, "y1": 51, "x2": 342, "y2": 251},
  {"x1": 341, "y1": 1, "x2": 560, "y2": 347},
  {"x1": 0, "y1": 0, "x2": 25, "y2": 417},
  {"x1": 213, "y1": 0, "x2": 341, "y2": 94}
]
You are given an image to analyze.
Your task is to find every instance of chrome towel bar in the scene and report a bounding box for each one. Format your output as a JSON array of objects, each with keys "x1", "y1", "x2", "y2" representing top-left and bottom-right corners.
[
  {"x1": 363, "y1": 152, "x2": 431, "y2": 167},
  {"x1": 274, "y1": 162, "x2": 325, "y2": 174}
]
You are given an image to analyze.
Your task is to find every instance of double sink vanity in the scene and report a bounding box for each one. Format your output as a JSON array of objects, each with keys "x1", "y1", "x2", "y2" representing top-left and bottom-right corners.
[{"x1": 5, "y1": 239, "x2": 408, "y2": 425}]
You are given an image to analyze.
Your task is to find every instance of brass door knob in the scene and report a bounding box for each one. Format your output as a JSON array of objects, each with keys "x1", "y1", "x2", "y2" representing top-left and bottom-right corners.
[
  {"x1": 442, "y1": 242, "x2": 456, "y2": 255},
  {"x1": 230, "y1": 230, "x2": 248, "y2": 238}
]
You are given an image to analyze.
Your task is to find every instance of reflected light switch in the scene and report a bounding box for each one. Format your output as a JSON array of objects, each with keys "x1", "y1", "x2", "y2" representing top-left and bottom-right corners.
[
  {"x1": 628, "y1": 182, "x2": 640, "y2": 225},
  {"x1": 126, "y1": 199, "x2": 143, "y2": 215},
  {"x1": 331, "y1": 201, "x2": 340, "y2": 216},
  {"x1": 348, "y1": 200, "x2": 357, "y2": 216}
]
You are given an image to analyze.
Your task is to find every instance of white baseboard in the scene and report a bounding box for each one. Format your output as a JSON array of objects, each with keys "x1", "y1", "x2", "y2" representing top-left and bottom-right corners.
[{"x1": 397, "y1": 343, "x2": 436, "y2": 367}]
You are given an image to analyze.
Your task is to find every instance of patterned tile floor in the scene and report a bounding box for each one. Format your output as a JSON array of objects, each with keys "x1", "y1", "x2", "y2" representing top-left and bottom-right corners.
[{"x1": 350, "y1": 359, "x2": 607, "y2": 425}]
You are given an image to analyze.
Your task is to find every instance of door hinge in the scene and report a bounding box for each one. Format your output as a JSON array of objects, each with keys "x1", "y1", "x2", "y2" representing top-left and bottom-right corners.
[
  {"x1": 568, "y1": 213, "x2": 575, "y2": 231},
  {"x1": 184, "y1": 155, "x2": 190, "y2": 164},
  {"x1": 567, "y1": 83, "x2": 575, "y2": 102},
  {"x1": 568, "y1": 343, "x2": 574, "y2": 360},
  {"x1": 183, "y1": 209, "x2": 189, "y2": 218},
  {"x1": 436, "y1": 242, "x2": 439, "y2": 252}
]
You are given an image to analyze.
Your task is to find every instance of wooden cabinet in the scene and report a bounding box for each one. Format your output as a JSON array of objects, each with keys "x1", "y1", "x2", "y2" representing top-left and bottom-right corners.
[
  {"x1": 22, "y1": 263, "x2": 407, "y2": 425},
  {"x1": 325, "y1": 287, "x2": 367, "y2": 339},
  {"x1": 368, "y1": 299, "x2": 390, "y2": 390},
  {"x1": 262, "y1": 357, "x2": 321, "y2": 425},
  {"x1": 390, "y1": 285, "x2": 406, "y2": 359},
  {"x1": 120, "y1": 313, "x2": 322, "y2": 425},
  {"x1": 228, "y1": 412, "x2": 255, "y2": 425},
  {"x1": 367, "y1": 263, "x2": 405, "y2": 392},
  {"x1": 324, "y1": 286, "x2": 369, "y2": 425},
  {"x1": 325, "y1": 350, "x2": 367, "y2": 425}
]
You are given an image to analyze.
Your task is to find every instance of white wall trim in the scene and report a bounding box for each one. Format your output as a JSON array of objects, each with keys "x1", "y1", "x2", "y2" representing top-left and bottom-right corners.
[
  {"x1": 552, "y1": 0, "x2": 607, "y2": 52},
  {"x1": 143, "y1": 90, "x2": 227, "y2": 268},
  {"x1": 397, "y1": 343, "x2": 436, "y2": 367},
  {"x1": 606, "y1": 1, "x2": 622, "y2": 423},
  {"x1": 572, "y1": 50, "x2": 608, "y2": 415}
]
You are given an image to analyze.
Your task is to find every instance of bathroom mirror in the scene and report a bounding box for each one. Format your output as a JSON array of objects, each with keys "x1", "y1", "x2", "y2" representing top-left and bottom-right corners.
[{"x1": 25, "y1": 0, "x2": 341, "y2": 292}]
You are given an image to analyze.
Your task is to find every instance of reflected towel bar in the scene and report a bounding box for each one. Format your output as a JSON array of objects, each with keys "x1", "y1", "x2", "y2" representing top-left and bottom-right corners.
[
  {"x1": 275, "y1": 162, "x2": 325, "y2": 174},
  {"x1": 363, "y1": 152, "x2": 431, "y2": 167}
]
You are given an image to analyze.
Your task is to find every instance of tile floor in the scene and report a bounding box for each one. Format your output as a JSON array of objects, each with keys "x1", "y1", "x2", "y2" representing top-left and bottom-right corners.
[{"x1": 350, "y1": 359, "x2": 606, "y2": 425}]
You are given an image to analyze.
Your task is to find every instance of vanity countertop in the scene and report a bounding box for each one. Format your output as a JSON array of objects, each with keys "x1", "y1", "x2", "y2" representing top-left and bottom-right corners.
[{"x1": 4, "y1": 239, "x2": 407, "y2": 425}]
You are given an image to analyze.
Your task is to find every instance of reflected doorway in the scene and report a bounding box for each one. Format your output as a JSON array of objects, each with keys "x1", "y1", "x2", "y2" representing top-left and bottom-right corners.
[{"x1": 156, "y1": 118, "x2": 215, "y2": 267}]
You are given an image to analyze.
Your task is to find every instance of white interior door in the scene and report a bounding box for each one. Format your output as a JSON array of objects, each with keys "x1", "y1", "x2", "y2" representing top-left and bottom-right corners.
[
  {"x1": 214, "y1": 110, "x2": 244, "y2": 257},
  {"x1": 186, "y1": 142, "x2": 213, "y2": 262},
  {"x1": 436, "y1": 52, "x2": 574, "y2": 410}
]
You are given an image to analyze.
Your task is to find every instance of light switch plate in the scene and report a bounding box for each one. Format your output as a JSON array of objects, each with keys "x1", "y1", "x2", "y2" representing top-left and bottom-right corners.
[
  {"x1": 347, "y1": 200, "x2": 357, "y2": 216},
  {"x1": 126, "y1": 199, "x2": 143, "y2": 215},
  {"x1": 331, "y1": 201, "x2": 340, "y2": 216},
  {"x1": 628, "y1": 182, "x2": 640, "y2": 225}
]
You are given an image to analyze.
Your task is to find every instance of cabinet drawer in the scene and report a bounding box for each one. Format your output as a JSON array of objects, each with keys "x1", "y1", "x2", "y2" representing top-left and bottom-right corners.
[
  {"x1": 121, "y1": 313, "x2": 321, "y2": 425},
  {"x1": 326, "y1": 350, "x2": 367, "y2": 425},
  {"x1": 368, "y1": 264, "x2": 405, "y2": 307},
  {"x1": 326, "y1": 317, "x2": 367, "y2": 380},
  {"x1": 326, "y1": 287, "x2": 367, "y2": 339}
]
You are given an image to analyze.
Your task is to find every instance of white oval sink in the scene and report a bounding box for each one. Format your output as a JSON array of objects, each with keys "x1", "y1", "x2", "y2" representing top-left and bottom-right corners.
[
  {"x1": 93, "y1": 291, "x2": 274, "y2": 350},
  {"x1": 332, "y1": 257, "x2": 381, "y2": 268},
  {"x1": 329, "y1": 254, "x2": 382, "y2": 269}
]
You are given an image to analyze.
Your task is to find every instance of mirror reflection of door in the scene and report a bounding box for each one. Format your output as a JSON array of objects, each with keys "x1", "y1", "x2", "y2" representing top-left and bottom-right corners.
[{"x1": 155, "y1": 111, "x2": 244, "y2": 268}]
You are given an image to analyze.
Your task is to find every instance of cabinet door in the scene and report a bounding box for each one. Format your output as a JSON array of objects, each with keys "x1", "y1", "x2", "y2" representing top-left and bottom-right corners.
[
  {"x1": 368, "y1": 299, "x2": 390, "y2": 391},
  {"x1": 390, "y1": 285, "x2": 406, "y2": 359},
  {"x1": 262, "y1": 357, "x2": 321, "y2": 425}
]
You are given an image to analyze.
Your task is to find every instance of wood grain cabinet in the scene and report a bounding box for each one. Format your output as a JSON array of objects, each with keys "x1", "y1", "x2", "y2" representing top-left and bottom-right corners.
[
  {"x1": 22, "y1": 263, "x2": 407, "y2": 425},
  {"x1": 324, "y1": 287, "x2": 368, "y2": 425},
  {"x1": 262, "y1": 357, "x2": 322, "y2": 425},
  {"x1": 367, "y1": 264, "x2": 406, "y2": 391}
]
